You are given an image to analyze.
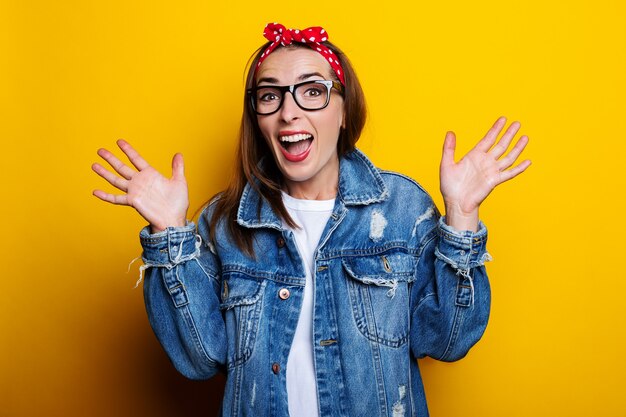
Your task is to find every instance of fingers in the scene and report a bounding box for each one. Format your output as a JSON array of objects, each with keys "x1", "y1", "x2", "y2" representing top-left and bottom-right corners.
[
  {"x1": 92, "y1": 162, "x2": 128, "y2": 192},
  {"x1": 92, "y1": 189, "x2": 129, "y2": 206},
  {"x1": 117, "y1": 139, "x2": 150, "y2": 171},
  {"x1": 499, "y1": 159, "x2": 532, "y2": 184},
  {"x1": 497, "y1": 135, "x2": 529, "y2": 171},
  {"x1": 475, "y1": 116, "x2": 507, "y2": 152},
  {"x1": 441, "y1": 131, "x2": 457, "y2": 166},
  {"x1": 171, "y1": 153, "x2": 185, "y2": 181},
  {"x1": 490, "y1": 121, "x2": 521, "y2": 159},
  {"x1": 92, "y1": 141, "x2": 145, "y2": 204},
  {"x1": 97, "y1": 147, "x2": 137, "y2": 180},
  {"x1": 497, "y1": 134, "x2": 531, "y2": 183}
]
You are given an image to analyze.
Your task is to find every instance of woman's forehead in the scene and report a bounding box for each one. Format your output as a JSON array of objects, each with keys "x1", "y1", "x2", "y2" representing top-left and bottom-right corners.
[{"x1": 256, "y1": 47, "x2": 335, "y2": 84}]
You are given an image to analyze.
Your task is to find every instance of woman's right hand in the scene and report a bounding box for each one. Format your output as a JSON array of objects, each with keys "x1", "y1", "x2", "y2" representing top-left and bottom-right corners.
[{"x1": 92, "y1": 140, "x2": 189, "y2": 234}]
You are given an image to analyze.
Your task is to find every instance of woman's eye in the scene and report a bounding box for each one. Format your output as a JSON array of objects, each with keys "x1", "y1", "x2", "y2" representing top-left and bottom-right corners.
[
  {"x1": 257, "y1": 87, "x2": 281, "y2": 102},
  {"x1": 259, "y1": 92, "x2": 279, "y2": 102},
  {"x1": 303, "y1": 87, "x2": 323, "y2": 97}
]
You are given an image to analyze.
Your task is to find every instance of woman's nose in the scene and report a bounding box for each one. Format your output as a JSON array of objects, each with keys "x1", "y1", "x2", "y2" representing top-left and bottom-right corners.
[{"x1": 279, "y1": 92, "x2": 301, "y2": 122}]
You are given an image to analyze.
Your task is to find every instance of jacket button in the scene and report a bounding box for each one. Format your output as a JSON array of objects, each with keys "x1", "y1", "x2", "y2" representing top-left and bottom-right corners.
[
  {"x1": 277, "y1": 237, "x2": 285, "y2": 248},
  {"x1": 272, "y1": 363, "x2": 280, "y2": 374},
  {"x1": 278, "y1": 288, "x2": 290, "y2": 300}
]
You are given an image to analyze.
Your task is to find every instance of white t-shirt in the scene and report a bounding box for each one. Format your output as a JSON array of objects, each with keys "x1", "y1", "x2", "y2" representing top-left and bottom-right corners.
[{"x1": 282, "y1": 192, "x2": 334, "y2": 417}]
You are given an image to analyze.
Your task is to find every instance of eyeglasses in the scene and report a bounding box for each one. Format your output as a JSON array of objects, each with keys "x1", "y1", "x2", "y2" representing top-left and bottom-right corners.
[{"x1": 247, "y1": 80, "x2": 344, "y2": 115}]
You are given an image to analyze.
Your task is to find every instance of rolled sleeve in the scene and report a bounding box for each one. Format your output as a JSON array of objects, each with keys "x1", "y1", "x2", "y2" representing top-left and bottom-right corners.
[
  {"x1": 434, "y1": 216, "x2": 491, "y2": 271},
  {"x1": 140, "y1": 223, "x2": 201, "y2": 268}
]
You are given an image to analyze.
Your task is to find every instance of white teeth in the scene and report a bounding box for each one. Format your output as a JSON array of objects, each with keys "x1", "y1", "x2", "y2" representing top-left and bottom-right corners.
[{"x1": 279, "y1": 133, "x2": 313, "y2": 142}]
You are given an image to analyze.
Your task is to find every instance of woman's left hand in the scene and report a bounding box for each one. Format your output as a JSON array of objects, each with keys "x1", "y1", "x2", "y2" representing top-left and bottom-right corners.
[{"x1": 439, "y1": 116, "x2": 531, "y2": 231}]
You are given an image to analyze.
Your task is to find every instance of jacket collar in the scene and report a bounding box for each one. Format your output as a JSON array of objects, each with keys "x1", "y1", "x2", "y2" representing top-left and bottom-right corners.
[{"x1": 236, "y1": 149, "x2": 389, "y2": 229}]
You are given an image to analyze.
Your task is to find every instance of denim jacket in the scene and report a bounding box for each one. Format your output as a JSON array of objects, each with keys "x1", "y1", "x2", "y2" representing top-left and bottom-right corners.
[{"x1": 140, "y1": 149, "x2": 491, "y2": 417}]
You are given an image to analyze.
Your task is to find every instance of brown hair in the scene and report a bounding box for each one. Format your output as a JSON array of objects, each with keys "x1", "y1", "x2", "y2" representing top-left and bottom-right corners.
[{"x1": 208, "y1": 40, "x2": 367, "y2": 256}]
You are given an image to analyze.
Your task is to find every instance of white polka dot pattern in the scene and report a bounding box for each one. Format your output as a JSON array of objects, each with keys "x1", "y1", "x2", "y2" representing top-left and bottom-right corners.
[{"x1": 256, "y1": 23, "x2": 345, "y2": 85}]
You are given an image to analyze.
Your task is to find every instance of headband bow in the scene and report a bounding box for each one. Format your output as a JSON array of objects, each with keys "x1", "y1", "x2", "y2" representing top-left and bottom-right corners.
[{"x1": 255, "y1": 23, "x2": 345, "y2": 85}]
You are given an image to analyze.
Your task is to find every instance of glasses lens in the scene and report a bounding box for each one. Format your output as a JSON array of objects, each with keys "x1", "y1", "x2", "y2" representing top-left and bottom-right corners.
[
  {"x1": 254, "y1": 87, "x2": 282, "y2": 114},
  {"x1": 294, "y1": 81, "x2": 329, "y2": 110}
]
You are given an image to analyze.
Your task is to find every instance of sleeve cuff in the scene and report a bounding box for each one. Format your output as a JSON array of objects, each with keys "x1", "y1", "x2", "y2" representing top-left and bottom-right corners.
[
  {"x1": 139, "y1": 222, "x2": 201, "y2": 268},
  {"x1": 435, "y1": 216, "x2": 491, "y2": 270}
]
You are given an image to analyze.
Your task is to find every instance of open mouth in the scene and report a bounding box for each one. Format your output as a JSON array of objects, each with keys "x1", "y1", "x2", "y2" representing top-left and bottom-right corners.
[{"x1": 278, "y1": 133, "x2": 313, "y2": 162}]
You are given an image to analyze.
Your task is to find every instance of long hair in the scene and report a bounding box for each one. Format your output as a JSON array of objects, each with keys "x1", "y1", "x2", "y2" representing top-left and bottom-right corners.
[{"x1": 208, "y1": 40, "x2": 367, "y2": 257}]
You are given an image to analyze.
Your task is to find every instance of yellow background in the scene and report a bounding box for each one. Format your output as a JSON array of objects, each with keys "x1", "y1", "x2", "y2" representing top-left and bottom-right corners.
[{"x1": 1, "y1": 0, "x2": 625, "y2": 416}]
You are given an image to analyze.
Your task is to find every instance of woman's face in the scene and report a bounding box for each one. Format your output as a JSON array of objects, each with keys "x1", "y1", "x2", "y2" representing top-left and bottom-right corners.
[{"x1": 255, "y1": 47, "x2": 344, "y2": 197}]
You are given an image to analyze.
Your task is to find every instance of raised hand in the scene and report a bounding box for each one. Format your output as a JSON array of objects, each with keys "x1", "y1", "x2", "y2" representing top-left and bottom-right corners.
[
  {"x1": 92, "y1": 140, "x2": 189, "y2": 233},
  {"x1": 439, "y1": 116, "x2": 531, "y2": 232}
]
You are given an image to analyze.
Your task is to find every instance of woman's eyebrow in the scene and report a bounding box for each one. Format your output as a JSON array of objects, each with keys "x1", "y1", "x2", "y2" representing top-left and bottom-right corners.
[
  {"x1": 257, "y1": 72, "x2": 326, "y2": 86},
  {"x1": 298, "y1": 72, "x2": 325, "y2": 81},
  {"x1": 257, "y1": 77, "x2": 279, "y2": 85}
]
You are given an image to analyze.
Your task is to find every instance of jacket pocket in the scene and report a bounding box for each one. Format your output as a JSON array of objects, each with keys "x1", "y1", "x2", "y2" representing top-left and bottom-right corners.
[
  {"x1": 219, "y1": 273, "x2": 266, "y2": 369},
  {"x1": 342, "y1": 252, "x2": 415, "y2": 348}
]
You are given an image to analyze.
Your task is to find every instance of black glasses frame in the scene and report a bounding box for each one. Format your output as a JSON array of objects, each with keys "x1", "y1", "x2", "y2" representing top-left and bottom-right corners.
[{"x1": 247, "y1": 80, "x2": 344, "y2": 116}]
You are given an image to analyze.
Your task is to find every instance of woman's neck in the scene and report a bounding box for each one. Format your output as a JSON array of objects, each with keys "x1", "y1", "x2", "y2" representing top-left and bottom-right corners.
[{"x1": 283, "y1": 169, "x2": 339, "y2": 200}]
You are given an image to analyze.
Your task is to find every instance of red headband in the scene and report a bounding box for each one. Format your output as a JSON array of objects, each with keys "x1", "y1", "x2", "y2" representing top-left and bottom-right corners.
[{"x1": 255, "y1": 23, "x2": 345, "y2": 85}]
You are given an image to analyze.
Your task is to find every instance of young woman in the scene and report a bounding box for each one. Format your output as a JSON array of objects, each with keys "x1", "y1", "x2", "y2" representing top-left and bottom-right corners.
[{"x1": 93, "y1": 23, "x2": 530, "y2": 417}]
